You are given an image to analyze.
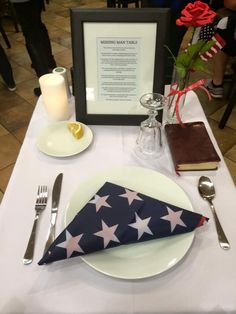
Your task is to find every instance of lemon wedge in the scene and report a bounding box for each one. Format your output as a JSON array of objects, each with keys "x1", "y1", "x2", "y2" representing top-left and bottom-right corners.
[{"x1": 67, "y1": 122, "x2": 84, "y2": 139}]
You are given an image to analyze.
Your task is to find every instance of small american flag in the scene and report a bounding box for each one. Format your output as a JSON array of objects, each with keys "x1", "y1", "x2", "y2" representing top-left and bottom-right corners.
[
  {"x1": 39, "y1": 182, "x2": 208, "y2": 265},
  {"x1": 199, "y1": 24, "x2": 215, "y2": 40},
  {"x1": 199, "y1": 25, "x2": 226, "y2": 61}
]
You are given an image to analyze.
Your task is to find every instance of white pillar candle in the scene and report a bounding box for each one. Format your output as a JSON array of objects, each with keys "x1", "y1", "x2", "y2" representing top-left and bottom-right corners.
[
  {"x1": 39, "y1": 73, "x2": 70, "y2": 121},
  {"x1": 52, "y1": 67, "x2": 72, "y2": 99}
]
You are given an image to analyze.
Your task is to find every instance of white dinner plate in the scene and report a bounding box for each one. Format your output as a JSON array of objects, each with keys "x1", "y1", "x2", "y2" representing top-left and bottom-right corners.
[
  {"x1": 37, "y1": 121, "x2": 93, "y2": 157},
  {"x1": 65, "y1": 166, "x2": 195, "y2": 279}
]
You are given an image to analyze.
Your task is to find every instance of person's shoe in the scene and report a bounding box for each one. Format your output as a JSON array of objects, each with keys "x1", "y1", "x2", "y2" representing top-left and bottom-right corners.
[
  {"x1": 204, "y1": 81, "x2": 224, "y2": 99},
  {"x1": 7, "y1": 84, "x2": 16, "y2": 92},
  {"x1": 34, "y1": 87, "x2": 41, "y2": 97}
]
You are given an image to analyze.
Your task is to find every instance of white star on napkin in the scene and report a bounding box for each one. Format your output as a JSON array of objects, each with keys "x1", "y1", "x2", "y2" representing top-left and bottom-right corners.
[
  {"x1": 160, "y1": 207, "x2": 187, "y2": 232},
  {"x1": 119, "y1": 189, "x2": 143, "y2": 205},
  {"x1": 89, "y1": 194, "x2": 111, "y2": 212},
  {"x1": 129, "y1": 212, "x2": 153, "y2": 240},
  {"x1": 56, "y1": 230, "x2": 84, "y2": 258},
  {"x1": 94, "y1": 220, "x2": 120, "y2": 248}
]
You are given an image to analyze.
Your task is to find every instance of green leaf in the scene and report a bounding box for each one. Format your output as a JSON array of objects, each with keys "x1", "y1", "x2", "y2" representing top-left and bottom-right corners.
[
  {"x1": 199, "y1": 40, "x2": 215, "y2": 53},
  {"x1": 175, "y1": 64, "x2": 186, "y2": 78},
  {"x1": 163, "y1": 44, "x2": 176, "y2": 63},
  {"x1": 191, "y1": 58, "x2": 206, "y2": 71},
  {"x1": 186, "y1": 40, "x2": 205, "y2": 58},
  {"x1": 176, "y1": 53, "x2": 191, "y2": 67}
]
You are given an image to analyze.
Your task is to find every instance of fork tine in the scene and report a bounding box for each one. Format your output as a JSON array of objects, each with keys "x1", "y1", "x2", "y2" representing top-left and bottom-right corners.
[
  {"x1": 36, "y1": 186, "x2": 41, "y2": 205},
  {"x1": 39, "y1": 186, "x2": 45, "y2": 205},
  {"x1": 36, "y1": 186, "x2": 45, "y2": 205},
  {"x1": 45, "y1": 186, "x2": 48, "y2": 202},
  {"x1": 39, "y1": 186, "x2": 43, "y2": 205},
  {"x1": 42, "y1": 185, "x2": 47, "y2": 204}
]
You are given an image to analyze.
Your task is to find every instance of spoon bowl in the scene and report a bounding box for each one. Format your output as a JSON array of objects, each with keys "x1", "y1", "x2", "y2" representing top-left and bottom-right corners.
[
  {"x1": 198, "y1": 176, "x2": 230, "y2": 250},
  {"x1": 198, "y1": 176, "x2": 216, "y2": 200}
]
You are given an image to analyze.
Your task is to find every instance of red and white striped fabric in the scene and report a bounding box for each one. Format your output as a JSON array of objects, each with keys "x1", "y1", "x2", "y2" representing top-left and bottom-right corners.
[{"x1": 200, "y1": 33, "x2": 226, "y2": 61}]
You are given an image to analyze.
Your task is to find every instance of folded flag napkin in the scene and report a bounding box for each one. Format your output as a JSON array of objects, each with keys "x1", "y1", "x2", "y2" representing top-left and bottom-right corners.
[{"x1": 39, "y1": 182, "x2": 208, "y2": 265}]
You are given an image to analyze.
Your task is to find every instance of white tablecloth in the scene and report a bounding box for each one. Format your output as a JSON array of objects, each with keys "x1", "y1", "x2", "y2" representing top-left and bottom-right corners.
[{"x1": 0, "y1": 92, "x2": 236, "y2": 314}]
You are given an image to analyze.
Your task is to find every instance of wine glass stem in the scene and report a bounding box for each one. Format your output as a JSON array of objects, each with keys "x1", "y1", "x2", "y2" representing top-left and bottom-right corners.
[{"x1": 147, "y1": 109, "x2": 157, "y2": 126}]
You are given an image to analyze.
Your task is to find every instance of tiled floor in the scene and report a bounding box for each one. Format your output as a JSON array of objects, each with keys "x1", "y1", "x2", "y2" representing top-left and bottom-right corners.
[{"x1": 0, "y1": 0, "x2": 236, "y2": 203}]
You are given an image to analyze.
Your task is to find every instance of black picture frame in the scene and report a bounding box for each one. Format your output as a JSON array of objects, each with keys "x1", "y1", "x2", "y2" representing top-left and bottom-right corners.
[{"x1": 70, "y1": 8, "x2": 170, "y2": 125}]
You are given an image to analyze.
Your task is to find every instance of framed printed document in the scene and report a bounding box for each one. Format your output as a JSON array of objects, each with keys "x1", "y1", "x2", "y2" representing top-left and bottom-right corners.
[{"x1": 71, "y1": 8, "x2": 170, "y2": 125}]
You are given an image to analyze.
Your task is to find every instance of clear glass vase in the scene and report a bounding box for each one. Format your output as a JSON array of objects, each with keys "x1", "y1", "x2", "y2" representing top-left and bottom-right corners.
[{"x1": 166, "y1": 66, "x2": 190, "y2": 124}]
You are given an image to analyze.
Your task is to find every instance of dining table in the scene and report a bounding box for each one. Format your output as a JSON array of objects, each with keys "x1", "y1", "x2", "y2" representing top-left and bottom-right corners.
[{"x1": 0, "y1": 89, "x2": 236, "y2": 314}]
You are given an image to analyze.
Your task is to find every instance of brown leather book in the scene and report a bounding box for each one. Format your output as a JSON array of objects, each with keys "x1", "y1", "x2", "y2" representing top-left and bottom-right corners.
[{"x1": 164, "y1": 121, "x2": 221, "y2": 171}]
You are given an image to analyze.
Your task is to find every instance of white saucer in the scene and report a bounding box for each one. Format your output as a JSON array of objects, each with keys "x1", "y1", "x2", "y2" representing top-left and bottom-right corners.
[{"x1": 37, "y1": 121, "x2": 93, "y2": 157}]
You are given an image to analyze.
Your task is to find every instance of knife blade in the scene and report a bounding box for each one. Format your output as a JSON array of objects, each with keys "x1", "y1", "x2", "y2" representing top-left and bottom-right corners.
[{"x1": 43, "y1": 173, "x2": 63, "y2": 255}]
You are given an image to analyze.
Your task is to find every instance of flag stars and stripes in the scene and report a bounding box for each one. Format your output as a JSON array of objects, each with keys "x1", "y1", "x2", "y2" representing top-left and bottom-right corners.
[
  {"x1": 89, "y1": 194, "x2": 111, "y2": 212},
  {"x1": 200, "y1": 33, "x2": 226, "y2": 61},
  {"x1": 38, "y1": 181, "x2": 209, "y2": 266},
  {"x1": 199, "y1": 24, "x2": 215, "y2": 41},
  {"x1": 129, "y1": 212, "x2": 153, "y2": 240},
  {"x1": 160, "y1": 207, "x2": 187, "y2": 232},
  {"x1": 94, "y1": 220, "x2": 120, "y2": 248},
  {"x1": 56, "y1": 230, "x2": 84, "y2": 258},
  {"x1": 119, "y1": 189, "x2": 143, "y2": 205}
]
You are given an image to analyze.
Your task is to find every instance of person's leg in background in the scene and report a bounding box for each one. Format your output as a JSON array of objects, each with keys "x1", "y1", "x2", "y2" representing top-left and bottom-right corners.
[
  {"x1": 12, "y1": 0, "x2": 56, "y2": 95},
  {"x1": 13, "y1": 0, "x2": 48, "y2": 77},
  {"x1": 36, "y1": 0, "x2": 56, "y2": 70},
  {"x1": 107, "y1": 0, "x2": 116, "y2": 7},
  {"x1": 212, "y1": 50, "x2": 229, "y2": 86},
  {"x1": 0, "y1": 43, "x2": 16, "y2": 91},
  {"x1": 205, "y1": 51, "x2": 228, "y2": 98},
  {"x1": 206, "y1": 15, "x2": 236, "y2": 98}
]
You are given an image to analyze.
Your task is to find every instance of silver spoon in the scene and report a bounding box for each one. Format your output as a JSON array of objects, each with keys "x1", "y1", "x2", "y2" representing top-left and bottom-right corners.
[{"x1": 198, "y1": 176, "x2": 230, "y2": 250}]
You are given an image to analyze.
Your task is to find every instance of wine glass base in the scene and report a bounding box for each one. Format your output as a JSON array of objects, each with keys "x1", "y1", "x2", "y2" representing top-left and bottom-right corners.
[{"x1": 134, "y1": 145, "x2": 164, "y2": 160}]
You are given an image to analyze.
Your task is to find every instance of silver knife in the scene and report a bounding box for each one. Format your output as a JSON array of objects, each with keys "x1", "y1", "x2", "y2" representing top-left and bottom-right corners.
[{"x1": 43, "y1": 173, "x2": 63, "y2": 255}]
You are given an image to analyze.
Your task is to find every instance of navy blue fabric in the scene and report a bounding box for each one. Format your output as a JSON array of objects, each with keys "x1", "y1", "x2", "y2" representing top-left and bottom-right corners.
[{"x1": 39, "y1": 182, "x2": 208, "y2": 265}]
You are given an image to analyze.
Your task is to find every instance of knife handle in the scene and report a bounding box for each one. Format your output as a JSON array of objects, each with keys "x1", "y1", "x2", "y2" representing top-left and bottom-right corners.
[{"x1": 43, "y1": 225, "x2": 55, "y2": 255}]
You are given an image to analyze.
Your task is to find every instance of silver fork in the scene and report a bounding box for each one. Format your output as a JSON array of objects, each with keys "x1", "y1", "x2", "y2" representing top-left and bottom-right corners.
[{"x1": 23, "y1": 186, "x2": 48, "y2": 265}]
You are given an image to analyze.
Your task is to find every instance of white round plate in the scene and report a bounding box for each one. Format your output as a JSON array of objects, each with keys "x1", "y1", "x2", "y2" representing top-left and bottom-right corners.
[
  {"x1": 65, "y1": 166, "x2": 194, "y2": 279},
  {"x1": 37, "y1": 121, "x2": 93, "y2": 157}
]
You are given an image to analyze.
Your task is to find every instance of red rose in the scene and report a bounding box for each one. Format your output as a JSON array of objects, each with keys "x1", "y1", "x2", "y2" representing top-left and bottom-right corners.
[{"x1": 176, "y1": 1, "x2": 216, "y2": 27}]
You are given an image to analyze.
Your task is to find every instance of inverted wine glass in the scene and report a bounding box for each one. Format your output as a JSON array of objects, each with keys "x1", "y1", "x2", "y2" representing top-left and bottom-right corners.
[{"x1": 136, "y1": 93, "x2": 166, "y2": 158}]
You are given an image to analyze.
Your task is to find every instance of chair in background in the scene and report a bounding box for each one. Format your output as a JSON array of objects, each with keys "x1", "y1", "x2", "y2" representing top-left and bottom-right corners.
[
  {"x1": 219, "y1": 62, "x2": 236, "y2": 129},
  {"x1": 42, "y1": 0, "x2": 50, "y2": 11},
  {"x1": 0, "y1": 17, "x2": 11, "y2": 48},
  {"x1": 117, "y1": 1, "x2": 140, "y2": 7},
  {"x1": 8, "y1": 1, "x2": 19, "y2": 32},
  {"x1": 0, "y1": 0, "x2": 19, "y2": 39},
  {"x1": 107, "y1": 1, "x2": 140, "y2": 8}
]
